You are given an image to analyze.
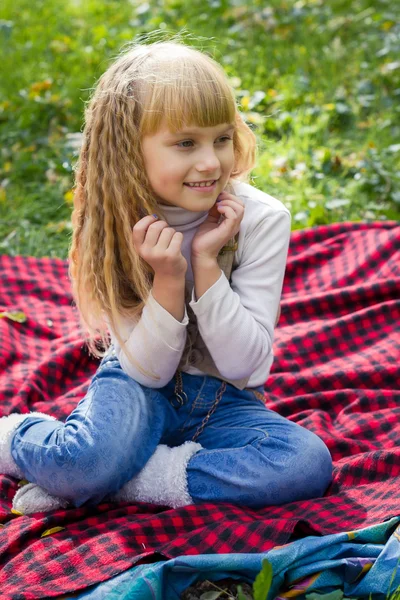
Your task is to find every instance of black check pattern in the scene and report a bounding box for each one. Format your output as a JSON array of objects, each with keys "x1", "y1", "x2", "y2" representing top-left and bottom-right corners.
[{"x1": 0, "y1": 221, "x2": 399, "y2": 599}]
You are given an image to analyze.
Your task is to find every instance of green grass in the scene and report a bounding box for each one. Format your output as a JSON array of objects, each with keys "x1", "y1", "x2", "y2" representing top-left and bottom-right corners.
[{"x1": 1, "y1": 0, "x2": 399, "y2": 258}]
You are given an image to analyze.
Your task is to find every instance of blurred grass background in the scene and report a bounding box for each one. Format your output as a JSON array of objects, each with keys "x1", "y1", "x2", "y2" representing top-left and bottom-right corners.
[{"x1": 0, "y1": 0, "x2": 399, "y2": 258}]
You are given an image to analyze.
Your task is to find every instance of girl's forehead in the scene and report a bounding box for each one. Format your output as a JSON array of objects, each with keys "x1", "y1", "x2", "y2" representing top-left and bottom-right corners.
[{"x1": 156, "y1": 120, "x2": 235, "y2": 137}]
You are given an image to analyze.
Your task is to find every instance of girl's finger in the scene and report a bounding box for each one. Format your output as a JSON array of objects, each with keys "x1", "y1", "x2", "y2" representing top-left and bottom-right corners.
[
  {"x1": 154, "y1": 226, "x2": 177, "y2": 250},
  {"x1": 133, "y1": 215, "x2": 160, "y2": 246},
  {"x1": 217, "y1": 197, "x2": 244, "y2": 207},
  {"x1": 217, "y1": 199, "x2": 244, "y2": 218},
  {"x1": 145, "y1": 223, "x2": 173, "y2": 247},
  {"x1": 168, "y1": 231, "x2": 184, "y2": 253},
  {"x1": 218, "y1": 193, "x2": 244, "y2": 207},
  {"x1": 216, "y1": 205, "x2": 237, "y2": 221}
]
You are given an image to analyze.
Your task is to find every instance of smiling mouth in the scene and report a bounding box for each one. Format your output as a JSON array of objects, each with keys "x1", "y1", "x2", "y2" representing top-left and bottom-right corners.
[{"x1": 184, "y1": 180, "x2": 218, "y2": 189}]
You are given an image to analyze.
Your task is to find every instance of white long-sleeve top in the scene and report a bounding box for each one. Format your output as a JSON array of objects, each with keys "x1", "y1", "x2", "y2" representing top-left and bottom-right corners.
[{"x1": 109, "y1": 179, "x2": 291, "y2": 388}]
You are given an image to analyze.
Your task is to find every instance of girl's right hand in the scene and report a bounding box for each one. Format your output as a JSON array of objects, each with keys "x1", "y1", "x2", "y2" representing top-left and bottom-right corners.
[{"x1": 132, "y1": 215, "x2": 187, "y2": 279}]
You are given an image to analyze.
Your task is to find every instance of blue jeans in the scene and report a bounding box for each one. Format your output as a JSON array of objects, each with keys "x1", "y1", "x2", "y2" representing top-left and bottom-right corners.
[{"x1": 11, "y1": 354, "x2": 332, "y2": 509}]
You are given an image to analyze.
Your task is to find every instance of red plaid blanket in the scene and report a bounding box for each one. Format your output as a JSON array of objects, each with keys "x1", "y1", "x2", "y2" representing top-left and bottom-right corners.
[{"x1": 0, "y1": 221, "x2": 399, "y2": 599}]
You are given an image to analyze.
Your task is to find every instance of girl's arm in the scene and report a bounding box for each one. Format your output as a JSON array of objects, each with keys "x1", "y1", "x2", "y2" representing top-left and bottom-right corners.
[
  {"x1": 189, "y1": 208, "x2": 291, "y2": 382},
  {"x1": 110, "y1": 292, "x2": 189, "y2": 388},
  {"x1": 109, "y1": 215, "x2": 189, "y2": 387},
  {"x1": 152, "y1": 271, "x2": 186, "y2": 322},
  {"x1": 108, "y1": 279, "x2": 189, "y2": 388}
]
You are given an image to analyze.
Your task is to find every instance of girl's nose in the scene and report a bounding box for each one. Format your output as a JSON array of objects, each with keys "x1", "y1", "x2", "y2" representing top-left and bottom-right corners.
[{"x1": 196, "y1": 153, "x2": 220, "y2": 171}]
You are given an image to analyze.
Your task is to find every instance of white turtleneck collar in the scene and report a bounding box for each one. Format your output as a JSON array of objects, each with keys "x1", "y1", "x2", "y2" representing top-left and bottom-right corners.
[{"x1": 158, "y1": 202, "x2": 209, "y2": 231}]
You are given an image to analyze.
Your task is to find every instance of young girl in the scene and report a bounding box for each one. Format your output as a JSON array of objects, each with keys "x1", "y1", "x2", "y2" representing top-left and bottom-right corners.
[{"x1": 0, "y1": 39, "x2": 332, "y2": 514}]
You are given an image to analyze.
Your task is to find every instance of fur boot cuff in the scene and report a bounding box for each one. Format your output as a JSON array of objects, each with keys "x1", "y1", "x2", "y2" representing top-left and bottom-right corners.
[{"x1": 111, "y1": 441, "x2": 203, "y2": 508}]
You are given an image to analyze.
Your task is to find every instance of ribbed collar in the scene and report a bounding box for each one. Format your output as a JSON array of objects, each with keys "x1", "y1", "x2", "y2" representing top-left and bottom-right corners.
[{"x1": 158, "y1": 203, "x2": 209, "y2": 231}]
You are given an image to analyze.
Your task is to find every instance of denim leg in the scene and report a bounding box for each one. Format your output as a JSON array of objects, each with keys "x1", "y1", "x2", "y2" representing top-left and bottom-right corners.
[
  {"x1": 179, "y1": 379, "x2": 333, "y2": 508},
  {"x1": 10, "y1": 358, "x2": 174, "y2": 507}
]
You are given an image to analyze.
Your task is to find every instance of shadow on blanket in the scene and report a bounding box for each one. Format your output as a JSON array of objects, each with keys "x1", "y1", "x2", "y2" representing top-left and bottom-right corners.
[{"x1": 0, "y1": 221, "x2": 399, "y2": 600}]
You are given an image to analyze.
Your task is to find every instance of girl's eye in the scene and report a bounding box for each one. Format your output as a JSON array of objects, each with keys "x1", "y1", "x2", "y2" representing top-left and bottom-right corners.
[{"x1": 176, "y1": 136, "x2": 233, "y2": 149}]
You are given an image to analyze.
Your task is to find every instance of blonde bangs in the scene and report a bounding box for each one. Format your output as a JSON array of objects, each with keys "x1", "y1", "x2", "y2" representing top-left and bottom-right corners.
[{"x1": 137, "y1": 48, "x2": 237, "y2": 136}]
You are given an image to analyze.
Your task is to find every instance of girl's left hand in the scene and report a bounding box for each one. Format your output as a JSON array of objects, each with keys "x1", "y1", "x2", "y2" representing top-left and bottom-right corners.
[{"x1": 191, "y1": 191, "x2": 245, "y2": 261}]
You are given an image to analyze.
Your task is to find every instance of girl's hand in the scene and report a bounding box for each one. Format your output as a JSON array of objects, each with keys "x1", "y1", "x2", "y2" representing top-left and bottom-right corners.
[
  {"x1": 191, "y1": 191, "x2": 245, "y2": 262},
  {"x1": 132, "y1": 215, "x2": 187, "y2": 279}
]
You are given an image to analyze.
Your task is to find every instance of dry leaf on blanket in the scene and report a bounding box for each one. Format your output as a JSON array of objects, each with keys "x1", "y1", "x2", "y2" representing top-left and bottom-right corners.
[{"x1": 0, "y1": 311, "x2": 27, "y2": 323}]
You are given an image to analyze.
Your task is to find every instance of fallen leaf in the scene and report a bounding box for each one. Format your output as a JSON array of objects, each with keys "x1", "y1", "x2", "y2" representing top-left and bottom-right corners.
[
  {"x1": 0, "y1": 311, "x2": 27, "y2": 323},
  {"x1": 41, "y1": 526, "x2": 66, "y2": 537}
]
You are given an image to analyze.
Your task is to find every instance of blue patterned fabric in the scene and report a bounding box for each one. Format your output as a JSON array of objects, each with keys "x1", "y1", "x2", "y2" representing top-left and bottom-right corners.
[{"x1": 74, "y1": 517, "x2": 400, "y2": 599}]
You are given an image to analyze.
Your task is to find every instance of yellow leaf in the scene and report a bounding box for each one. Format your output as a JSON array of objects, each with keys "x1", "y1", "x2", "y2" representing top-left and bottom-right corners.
[
  {"x1": 3, "y1": 162, "x2": 12, "y2": 172},
  {"x1": 0, "y1": 311, "x2": 27, "y2": 323},
  {"x1": 0, "y1": 188, "x2": 6, "y2": 203},
  {"x1": 41, "y1": 526, "x2": 65, "y2": 537},
  {"x1": 381, "y1": 21, "x2": 394, "y2": 31},
  {"x1": 18, "y1": 479, "x2": 30, "y2": 487},
  {"x1": 323, "y1": 103, "x2": 335, "y2": 111}
]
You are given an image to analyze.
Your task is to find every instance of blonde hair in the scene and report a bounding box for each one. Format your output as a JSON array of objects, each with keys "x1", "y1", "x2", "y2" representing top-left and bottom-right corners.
[{"x1": 69, "y1": 35, "x2": 258, "y2": 382}]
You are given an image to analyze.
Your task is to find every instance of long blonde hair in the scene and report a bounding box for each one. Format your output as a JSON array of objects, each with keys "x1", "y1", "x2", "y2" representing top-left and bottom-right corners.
[{"x1": 69, "y1": 36, "x2": 258, "y2": 382}]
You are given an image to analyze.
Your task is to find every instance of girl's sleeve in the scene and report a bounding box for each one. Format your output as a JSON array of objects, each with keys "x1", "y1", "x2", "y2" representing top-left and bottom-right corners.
[
  {"x1": 108, "y1": 293, "x2": 189, "y2": 388},
  {"x1": 189, "y1": 208, "x2": 291, "y2": 381}
]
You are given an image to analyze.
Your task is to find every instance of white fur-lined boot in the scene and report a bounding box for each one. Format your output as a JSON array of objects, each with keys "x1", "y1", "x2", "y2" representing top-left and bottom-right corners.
[
  {"x1": 110, "y1": 441, "x2": 203, "y2": 508},
  {"x1": 12, "y1": 482, "x2": 69, "y2": 514},
  {"x1": 9, "y1": 438, "x2": 203, "y2": 514},
  {"x1": 0, "y1": 412, "x2": 68, "y2": 515}
]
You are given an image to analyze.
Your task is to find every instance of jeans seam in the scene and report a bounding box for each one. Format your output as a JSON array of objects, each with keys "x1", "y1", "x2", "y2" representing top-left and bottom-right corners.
[
  {"x1": 191, "y1": 377, "x2": 209, "y2": 410},
  {"x1": 177, "y1": 376, "x2": 208, "y2": 432}
]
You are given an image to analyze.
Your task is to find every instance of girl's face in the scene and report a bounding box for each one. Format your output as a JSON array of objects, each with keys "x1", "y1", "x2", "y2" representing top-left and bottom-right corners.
[{"x1": 141, "y1": 120, "x2": 235, "y2": 211}]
